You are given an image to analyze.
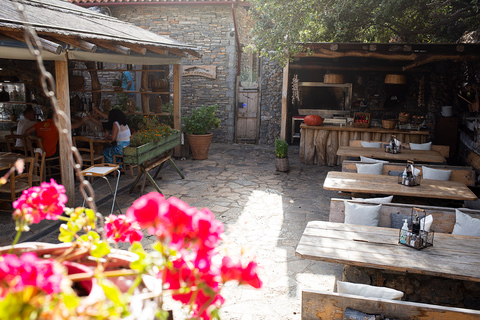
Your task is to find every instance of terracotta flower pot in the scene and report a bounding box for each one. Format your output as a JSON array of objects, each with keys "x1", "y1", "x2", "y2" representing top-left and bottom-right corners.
[{"x1": 187, "y1": 133, "x2": 213, "y2": 160}]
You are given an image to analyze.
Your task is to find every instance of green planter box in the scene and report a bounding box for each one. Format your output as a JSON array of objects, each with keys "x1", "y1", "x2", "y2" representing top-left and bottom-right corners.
[{"x1": 123, "y1": 132, "x2": 181, "y2": 165}]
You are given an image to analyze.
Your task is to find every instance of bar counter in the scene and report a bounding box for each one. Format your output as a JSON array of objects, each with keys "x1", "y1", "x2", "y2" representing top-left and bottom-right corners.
[{"x1": 299, "y1": 124, "x2": 429, "y2": 166}]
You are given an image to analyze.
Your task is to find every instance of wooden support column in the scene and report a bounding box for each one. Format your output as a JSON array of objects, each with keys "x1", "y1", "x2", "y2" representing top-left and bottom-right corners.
[
  {"x1": 173, "y1": 64, "x2": 182, "y2": 157},
  {"x1": 280, "y1": 61, "x2": 289, "y2": 141},
  {"x1": 141, "y1": 65, "x2": 150, "y2": 114},
  {"x1": 55, "y1": 60, "x2": 74, "y2": 207}
]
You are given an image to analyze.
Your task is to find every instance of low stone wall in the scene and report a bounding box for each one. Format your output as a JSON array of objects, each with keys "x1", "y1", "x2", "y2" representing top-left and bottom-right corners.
[{"x1": 343, "y1": 265, "x2": 480, "y2": 310}]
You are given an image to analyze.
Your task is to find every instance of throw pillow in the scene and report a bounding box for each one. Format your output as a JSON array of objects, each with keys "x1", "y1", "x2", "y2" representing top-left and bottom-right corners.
[
  {"x1": 410, "y1": 142, "x2": 432, "y2": 150},
  {"x1": 352, "y1": 195, "x2": 393, "y2": 204},
  {"x1": 360, "y1": 141, "x2": 382, "y2": 148},
  {"x1": 452, "y1": 209, "x2": 480, "y2": 237},
  {"x1": 360, "y1": 156, "x2": 389, "y2": 163},
  {"x1": 390, "y1": 213, "x2": 412, "y2": 229},
  {"x1": 356, "y1": 162, "x2": 383, "y2": 175},
  {"x1": 337, "y1": 281, "x2": 404, "y2": 300},
  {"x1": 422, "y1": 166, "x2": 451, "y2": 181},
  {"x1": 420, "y1": 214, "x2": 433, "y2": 232},
  {"x1": 344, "y1": 201, "x2": 381, "y2": 226}
]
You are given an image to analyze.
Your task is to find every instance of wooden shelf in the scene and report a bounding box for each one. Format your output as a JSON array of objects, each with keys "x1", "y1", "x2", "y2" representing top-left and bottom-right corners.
[
  {"x1": 71, "y1": 69, "x2": 167, "y2": 73},
  {"x1": 71, "y1": 90, "x2": 169, "y2": 94}
]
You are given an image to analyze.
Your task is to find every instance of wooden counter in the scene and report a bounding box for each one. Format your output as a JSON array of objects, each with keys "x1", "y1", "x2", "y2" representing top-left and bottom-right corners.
[{"x1": 299, "y1": 124, "x2": 429, "y2": 166}]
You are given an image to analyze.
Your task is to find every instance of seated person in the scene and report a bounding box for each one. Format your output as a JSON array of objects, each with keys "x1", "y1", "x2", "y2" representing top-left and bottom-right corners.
[
  {"x1": 88, "y1": 107, "x2": 130, "y2": 164},
  {"x1": 25, "y1": 110, "x2": 59, "y2": 158},
  {"x1": 15, "y1": 107, "x2": 37, "y2": 147}
]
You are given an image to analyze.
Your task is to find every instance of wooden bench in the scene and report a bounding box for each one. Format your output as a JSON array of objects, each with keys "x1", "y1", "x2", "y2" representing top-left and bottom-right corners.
[
  {"x1": 302, "y1": 290, "x2": 480, "y2": 320},
  {"x1": 329, "y1": 197, "x2": 480, "y2": 233},
  {"x1": 349, "y1": 140, "x2": 450, "y2": 158},
  {"x1": 342, "y1": 160, "x2": 476, "y2": 186}
]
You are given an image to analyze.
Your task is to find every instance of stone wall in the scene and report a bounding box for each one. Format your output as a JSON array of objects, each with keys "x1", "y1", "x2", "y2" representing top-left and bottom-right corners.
[
  {"x1": 110, "y1": 5, "x2": 237, "y2": 143},
  {"x1": 259, "y1": 57, "x2": 283, "y2": 145}
]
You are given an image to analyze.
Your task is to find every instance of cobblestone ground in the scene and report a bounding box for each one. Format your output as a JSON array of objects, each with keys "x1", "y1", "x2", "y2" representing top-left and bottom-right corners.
[{"x1": 0, "y1": 143, "x2": 344, "y2": 319}]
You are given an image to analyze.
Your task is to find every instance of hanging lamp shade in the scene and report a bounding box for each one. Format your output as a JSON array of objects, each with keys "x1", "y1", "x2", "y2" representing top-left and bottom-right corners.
[
  {"x1": 385, "y1": 74, "x2": 406, "y2": 84},
  {"x1": 324, "y1": 73, "x2": 344, "y2": 84}
]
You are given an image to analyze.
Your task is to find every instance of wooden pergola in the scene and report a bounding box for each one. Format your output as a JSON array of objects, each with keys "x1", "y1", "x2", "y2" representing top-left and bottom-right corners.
[{"x1": 0, "y1": 0, "x2": 201, "y2": 205}]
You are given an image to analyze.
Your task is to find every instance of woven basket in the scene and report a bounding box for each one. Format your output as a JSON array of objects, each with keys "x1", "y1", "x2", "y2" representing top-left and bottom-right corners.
[
  {"x1": 398, "y1": 113, "x2": 411, "y2": 123},
  {"x1": 385, "y1": 74, "x2": 406, "y2": 84},
  {"x1": 382, "y1": 119, "x2": 396, "y2": 129},
  {"x1": 324, "y1": 73, "x2": 344, "y2": 84}
]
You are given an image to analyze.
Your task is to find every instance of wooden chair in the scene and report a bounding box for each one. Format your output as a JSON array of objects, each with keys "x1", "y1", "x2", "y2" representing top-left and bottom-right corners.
[
  {"x1": 30, "y1": 147, "x2": 46, "y2": 185},
  {"x1": 0, "y1": 157, "x2": 34, "y2": 202},
  {"x1": 113, "y1": 154, "x2": 136, "y2": 178},
  {"x1": 9, "y1": 125, "x2": 17, "y2": 135},
  {"x1": 27, "y1": 136, "x2": 60, "y2": 180},
  {"x1": 5, "y1": 134, "x2": 28, "y2": 156},
  {"x1": 73, "y1": 136, "x2": 104, "y2": 169}
]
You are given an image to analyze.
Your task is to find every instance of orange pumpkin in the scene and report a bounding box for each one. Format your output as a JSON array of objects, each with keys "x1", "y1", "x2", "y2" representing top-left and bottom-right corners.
[{"x1": 304, "y1": 115, "x2": 323, "y2": 126}]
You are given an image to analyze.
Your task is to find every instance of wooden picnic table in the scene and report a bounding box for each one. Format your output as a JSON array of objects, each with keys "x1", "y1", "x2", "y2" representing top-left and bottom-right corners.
[
  {"x1": 336, "y1": 146, "x2": 446, "y2": 163},
  {"x1": 295, "y1": 221, "x2": 480, "y2": 282},
  {"x1": 323, "y1": 171, "x2": 478, "y2": 201}
]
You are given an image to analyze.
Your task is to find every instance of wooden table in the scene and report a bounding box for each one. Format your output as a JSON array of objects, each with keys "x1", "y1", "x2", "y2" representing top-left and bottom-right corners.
[
  {"x1": 323, "y1": 171, "x2": 478, "y2": 201},
  {"x1": 336, "y1": 146, "x2": 446, "y2": 163},
  {"x1": 0, "y1": 152, "x2": 26, "y2": 170},
  {"x1": 296, "y1": 221, "x2": 480, "y2": 282}
]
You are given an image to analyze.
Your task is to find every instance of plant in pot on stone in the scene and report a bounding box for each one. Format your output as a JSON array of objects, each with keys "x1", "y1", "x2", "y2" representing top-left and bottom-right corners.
[
  {"x1": 183, "y1": 104, "x2": 221, "y2": 160},
  {"x1": 275, "y1": 139, "x2": 289, "y2": 172}
]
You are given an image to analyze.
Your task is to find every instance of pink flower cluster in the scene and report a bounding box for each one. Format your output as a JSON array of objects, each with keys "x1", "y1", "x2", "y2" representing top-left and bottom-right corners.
[
  {"x1": 0, "y1": 252, "x2": 63, "y2": 297},
  {"x1": 13, "y1": 179, "x2": 68, "y2": 224},
  {"x1": 104, "y1": 214, "x2": 143, "y2": 243},
  {"x1": 127, "y1": 192, "x2": 262, "y2": 319}
]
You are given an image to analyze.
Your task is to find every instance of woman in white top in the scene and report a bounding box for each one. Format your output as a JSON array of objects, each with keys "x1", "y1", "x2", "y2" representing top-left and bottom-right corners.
[{"x1": 90, "y1": 106, "x2": 131, "y2": 164}]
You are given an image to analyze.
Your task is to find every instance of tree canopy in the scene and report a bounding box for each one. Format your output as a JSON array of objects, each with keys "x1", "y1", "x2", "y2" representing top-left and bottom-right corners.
[{"x1": 248, "y1": 0, "x2": 480, "y2": 65}]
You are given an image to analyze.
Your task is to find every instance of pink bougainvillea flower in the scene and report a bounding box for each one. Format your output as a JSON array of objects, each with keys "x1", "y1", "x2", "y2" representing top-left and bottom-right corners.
[
  {"x1": 126, "y1": 192, "x2": 165, "y2": 228},
  {"x1": 0, "y1": 252, "x2": 63, "y2": 297},
  {"x1": 104, "y1": 214, "x2": 143, "y2": 243},
  {"x1": 12, "y1": 179, "x2": 68, "y2": 224}
]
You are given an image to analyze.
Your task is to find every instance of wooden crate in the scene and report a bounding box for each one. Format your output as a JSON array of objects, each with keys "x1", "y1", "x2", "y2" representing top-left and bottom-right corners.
[
  {"x1": 353, "y1": 112, "x2": 371, "y2": 127},
  {"x1": 123, "y1": 132, "x2": 181, "y2": 165}
]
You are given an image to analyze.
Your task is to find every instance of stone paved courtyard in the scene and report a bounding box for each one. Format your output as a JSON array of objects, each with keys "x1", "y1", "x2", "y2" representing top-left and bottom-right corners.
[{"x1": 0, "y1": 143, "x2": 345, "y2": 319}]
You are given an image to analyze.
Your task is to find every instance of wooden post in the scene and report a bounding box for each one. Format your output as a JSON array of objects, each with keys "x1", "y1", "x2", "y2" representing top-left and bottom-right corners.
[
  {"x1": 173, "y1": 64, "x2": 182, "y2": 157},
  {"x1": 280, "y1": 61, "x2": 289, "y2": 141},
  {"x1": 55, "y1": 60, "x2": 74, "y2": 207},
  {"x1": 141, "y1": 65, "x2": 150, "y2": 114}
]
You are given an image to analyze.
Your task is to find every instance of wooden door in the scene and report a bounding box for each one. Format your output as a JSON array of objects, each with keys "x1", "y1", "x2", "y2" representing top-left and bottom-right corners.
[{"x1": 236, "y1": 88, "x2": 259, "y2": 143}]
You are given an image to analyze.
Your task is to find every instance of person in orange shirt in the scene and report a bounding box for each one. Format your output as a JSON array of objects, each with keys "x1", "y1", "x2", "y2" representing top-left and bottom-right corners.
[{"x1": 25, "y1": 111, "x2": 59, "y2": 157}]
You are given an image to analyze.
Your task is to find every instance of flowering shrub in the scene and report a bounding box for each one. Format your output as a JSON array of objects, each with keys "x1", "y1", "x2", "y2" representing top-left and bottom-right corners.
[
  {"x1": 0, "y1": 180, "x2": 262, "y2": 320},
  {"x1": 129, "y1": 115, "x2": 178, "y2": 147}
]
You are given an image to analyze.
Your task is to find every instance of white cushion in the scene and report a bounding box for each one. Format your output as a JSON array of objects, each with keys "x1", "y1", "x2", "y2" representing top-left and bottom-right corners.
[
  {"x1": 410, "y1": 142, "x2": 432, "y2": 150},
  {"x1": 360, "y1": 156, "x2": 389, "y2": 163},
  {"x1": 452, "y1": 209, "x2": 480, "y2": 237},
  {"x1": 422, "y1": 166, "x2": 451, "y2": 181},
  {"x1": 344, "y1": 201, "x2": 381, "y2": 226},
  {"x1": 352, "y1": 195, "x2": 393, "y2": 204},
  {"x1": 420, "y1": 214, "x2": 433, "y2": 232},
  {"x1": 356, "y1": 162, "x2": 383, "y2": 175},
  {"x1": 361, "y1": 141, "x2": 382, "y2": 148},
  {"x1": 337, "y1": 281, "x2": 404, "y2": 300}
]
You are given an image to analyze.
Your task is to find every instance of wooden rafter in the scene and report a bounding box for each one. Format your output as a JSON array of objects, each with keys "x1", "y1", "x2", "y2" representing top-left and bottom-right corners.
[
  {"x1": 122, "y1": 43, "x2": 147, "y2": 55},
  {"x1": 145, "y1": 46, "x2": 168, "y2": 56},
  {"x1": 1, "y1": 30, "x2": 63, "y2": 55},
  {"x1": 403, "y1": 54, "x2": 480, "y2": 70},
  {"x1": 90, "y1": 40, "x2": 131, "y2": 55},
  {"x1": 296, "y1": 47, "x2": 418, "y2": 61},
  {"x1": 51, "y1": 35, "x2": 97, "y2": 53}
]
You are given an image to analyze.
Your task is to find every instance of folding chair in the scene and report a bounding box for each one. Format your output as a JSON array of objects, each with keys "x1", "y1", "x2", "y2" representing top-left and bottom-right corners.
[{"x1": 80, "y1": 163, "x2": 121, "y2": 215}]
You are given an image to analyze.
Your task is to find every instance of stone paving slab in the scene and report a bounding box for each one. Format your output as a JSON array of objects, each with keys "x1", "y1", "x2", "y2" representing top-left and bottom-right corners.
[{"x1": 0, "y1": 143, "x2": 346, "y2": 319}]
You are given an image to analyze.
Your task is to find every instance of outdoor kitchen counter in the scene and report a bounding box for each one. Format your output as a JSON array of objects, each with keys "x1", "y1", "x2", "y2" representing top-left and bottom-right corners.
[{"x1": 299, "y1": 124, "x2": 429, "y2": 166}]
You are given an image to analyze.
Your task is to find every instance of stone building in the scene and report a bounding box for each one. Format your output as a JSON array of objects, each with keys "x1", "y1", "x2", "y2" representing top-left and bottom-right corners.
[{"x1": 71, "y1": 0, "x2": 283, "y2": 146}]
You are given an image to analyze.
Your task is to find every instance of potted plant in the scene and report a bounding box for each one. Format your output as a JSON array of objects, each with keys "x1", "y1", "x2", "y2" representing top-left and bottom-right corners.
[
  {"x1": 183, "y1": 104, "x2": 221, "y2": 160},
  {"x1": 5, "y1": 104, "x2": 23, "y2": 121},
  {"x1": 275, "y1": 139, "x2": 289, "y2": 172}
]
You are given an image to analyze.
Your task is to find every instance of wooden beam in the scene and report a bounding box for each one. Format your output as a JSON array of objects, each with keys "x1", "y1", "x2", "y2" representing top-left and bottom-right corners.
[
  {"x1": 296, "y1": 47, "x2": 418, "y2": 61},
  {"x1": 2, "y1": 31, "x2": 63, "y2": 55},
  {"x1": 55, "y1": 60, "x2": 74, "y2": 207},
  {"x1": 90, "y1": 40, "x2": 131, "y2": 55},
  {"x1": 403, "y1": 54, "x2": 480, "y2": 71},
  {"x1": 122, "y1": 43, "x2": 147, "y2": 55},
  {"x1": 52, "y1": 35, "x2": 97, "y2": 53},
  {"x1": 173, "y1": 64, "x2": 182, "y2": 157},
  {"x1": 280, "y1": 60, "x2": 289, "y2": 141},
  {"x1": 166, "y1": 47, "x2": 188, "y2": 58},
  {"x1": 145, "y1": 46, "x2": 169, "y2": 56},
  {"x1": 141, "y1": 65, "x2": 150, "y2": 114},
  {"x1": 289, "y1": 64, "x2": 428, "y2": 72}
]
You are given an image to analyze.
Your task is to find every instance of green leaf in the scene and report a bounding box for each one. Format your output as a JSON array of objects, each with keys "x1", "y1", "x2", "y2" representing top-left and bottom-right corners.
[{"x1": 90, "y1": 240, "x2": 111, "y2": 258}]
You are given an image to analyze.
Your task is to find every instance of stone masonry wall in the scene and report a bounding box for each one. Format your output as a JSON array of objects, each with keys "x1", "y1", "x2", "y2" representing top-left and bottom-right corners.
[
  {"x1": 259, "y1": 57, "x2": 283, "y2": 145},
  {"x1": 110, "y1": 5, "x2": 237, "y2": 143}
]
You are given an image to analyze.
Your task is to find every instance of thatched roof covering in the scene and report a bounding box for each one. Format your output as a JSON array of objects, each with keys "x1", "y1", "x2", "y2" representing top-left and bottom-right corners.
[{"x1": 0, "y1": 0, "x2": 201, "y2": 63}]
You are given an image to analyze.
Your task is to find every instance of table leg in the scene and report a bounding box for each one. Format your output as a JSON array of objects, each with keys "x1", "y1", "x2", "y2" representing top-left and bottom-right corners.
[
  {"x1": 152, "y1": 160, "x2": 166, "y2": 179},
  {"x1": 128, "y1": 165, "x2": 145, "y2": 194},
  {"x1": 168, "y1": 158, "x2": 185, "y2": 179}
]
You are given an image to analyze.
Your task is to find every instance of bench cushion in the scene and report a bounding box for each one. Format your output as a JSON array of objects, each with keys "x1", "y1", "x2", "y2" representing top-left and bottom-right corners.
[
  {"x1": 337, "y1": 281, "x2": 404, "y2": 300},
  {"x1": 360, "y1": 156, "x2": 389, "y2": 163},
  {"x1": 352, "y1": 195, "x2": 393, "y2": 203},
  {"x1": 356, "y1": 162, "x2": 383, "y2": 175},
  {"x1": 422, "y1": 166, "x2": 451, "y2": 181},
  {"x1": 344, "y1": 201, "x2": 381, "y2": 226},
  {"x1": 410, "y1": 141, "x2": 432, "y2": 150},
  {"x1": 361, "y1": 141, "x2": 382, "y2": 148},
  {"x1": 453, "y1": 209, "x2": 480, "y2": 237}
]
